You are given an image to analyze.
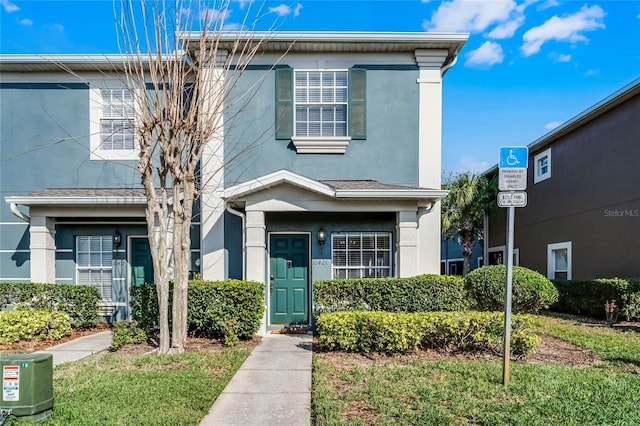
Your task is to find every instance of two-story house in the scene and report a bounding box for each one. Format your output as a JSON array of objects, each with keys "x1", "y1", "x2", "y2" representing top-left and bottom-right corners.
[
  {"x1": 1, "y1": 32, "x2": 468, "y2": 332},
  {"x1": 485, "y1": 78, "x2": 640, "y2": 280}
]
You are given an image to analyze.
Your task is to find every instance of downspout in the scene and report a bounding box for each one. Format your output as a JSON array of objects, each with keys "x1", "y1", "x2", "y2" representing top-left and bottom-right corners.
[
  {"x1": 10, "y1": 203, "x2": 30, "y2": 223},
  {"x1": 225, "y1": 202, "x2": 246, "y2": 280}
]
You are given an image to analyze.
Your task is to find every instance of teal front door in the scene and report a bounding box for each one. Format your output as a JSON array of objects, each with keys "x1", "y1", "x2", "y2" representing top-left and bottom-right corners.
[
  {"x1": 131, "y1": 238, "x2": 153, "y2": 286},
  {"x1": 269, "y1": 234, "x2": 309, "y2": 324}
]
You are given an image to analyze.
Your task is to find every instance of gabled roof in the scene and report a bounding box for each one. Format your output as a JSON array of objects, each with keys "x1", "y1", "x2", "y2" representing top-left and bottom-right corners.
[
  {"x1": 223, "y1": 170, "x2": 447, "y2": 201},
  {"x1": 484, "y1": 78, "x2": 640, "y2": 176}
]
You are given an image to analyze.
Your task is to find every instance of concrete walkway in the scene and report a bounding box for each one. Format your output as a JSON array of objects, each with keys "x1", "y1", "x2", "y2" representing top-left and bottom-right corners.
[
  {"x1": 35, "y1": 331, "x2": 112, "y2": 367},
  {"x1": 199, "y1": 333, "x2": 313, "y2": 426}
]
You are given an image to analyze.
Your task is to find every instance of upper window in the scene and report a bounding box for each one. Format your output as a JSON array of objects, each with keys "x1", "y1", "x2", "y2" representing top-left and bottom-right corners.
[
  {"x1": 534, "y1": 148, "x2": 551, "y2": 183},
  {"x1": 332, "y1": 232, "x2": 391, "y2": 279},
  {"x1": 295, "y1": 71, "x2": 348, "y2": 137},
  {"x1": 547, "y1": 241, "x2": 571, "y2": 280},
  {"x1": 76, "y1": 236, "x2": 113, "y2": 300},
  {"x1": 275, "y1": 67, "x2": 366, "y2": 154},
  {"x1": 487, "y1": 246, "x2": 519, "y2": 266},
  {"x1": 90, "y1": 87, "x2": 138, "y2": 160}
]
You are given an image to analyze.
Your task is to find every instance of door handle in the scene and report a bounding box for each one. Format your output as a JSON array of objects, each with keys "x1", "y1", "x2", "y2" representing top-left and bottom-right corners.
[
  {"x1": 270, "y1": 275, "x2": 274, "y2": 293},
  {"x1": 287, "y1": 260, "x2": 293, "y2": 268}
]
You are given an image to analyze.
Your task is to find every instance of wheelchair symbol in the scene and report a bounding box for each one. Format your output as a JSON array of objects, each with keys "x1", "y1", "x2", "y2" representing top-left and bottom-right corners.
[{"x1": 506, "y1": 149, "x2": 520, "y2": 166}]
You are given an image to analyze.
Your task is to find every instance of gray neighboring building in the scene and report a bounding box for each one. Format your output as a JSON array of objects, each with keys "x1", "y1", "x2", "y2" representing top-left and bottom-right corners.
[
  {"x1": 1, "y1": 32, "x2": 468, "y2": 330},
  {"x1": 486, "y1": 78, "x2": 640, "y2": 280}
]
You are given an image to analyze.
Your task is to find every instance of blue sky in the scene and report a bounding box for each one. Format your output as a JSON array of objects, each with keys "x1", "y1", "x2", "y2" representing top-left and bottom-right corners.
[{"x1": 1, "y1": 0, "x2": 639, "y2": 173}]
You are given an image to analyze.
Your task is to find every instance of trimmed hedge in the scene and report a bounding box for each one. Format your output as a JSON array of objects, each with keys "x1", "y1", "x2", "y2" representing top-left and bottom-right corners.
[
  {"x1": 552, "y1": 278, "x2": 640, "y2": 321},
  {"x1": 316, "y1": 310, "x2": 539, "y2": 356},
  {"x1": 0, "y1": 309, "x2": 72, "y2": 344},
  {"x1": 131, "y1": 279, "x2": 265, "y2": 345},
  {"x1": 313, "y1": 274, "x2": 469, "y2": 315},
  {"x1": 464, "y1": 266, "x2": 559, "y2": 313},
  {"x1": 0, "y1": 283, "x2": 100, "y2": 327}
]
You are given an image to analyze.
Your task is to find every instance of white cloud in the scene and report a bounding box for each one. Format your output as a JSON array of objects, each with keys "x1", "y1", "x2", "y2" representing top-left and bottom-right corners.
[
  {"x1": 459, "y1": 156, "x2": 491, "y2": 173},
  {"x1": 423, "y1": 0, "x2": 517, "y2": 32},
  {"x1": 238, "y1": 0, "x2": 253, "y2": 8},
  {"x1": 487, "y1": 15, "x2": 524, "y2": 39},
  {"x1": 585, "y1": 68, "x2": 600, "y2": 76},
  {"x1": 1, "y1": 0, "x2": 19, "y2": 12},
  {"x1": 223, "y1": 22, "x2": 243, "y2": 31},
  {"x1": 465, "y1": 41, "x2": 504, "y2": 67},
  {"x1": 521, "y1": 5, "x2": 605, "y2": 56},
  {"x1": 53, "y1": 24, "x2": 64, "y2": 32},
  {"x1": 549, "y1": 52, "x2": 571, "y2": 62},
  {"x1": 269, "y1": 3, "x2": 302, "y2": 17},
  {"x1": 18, "y1": 18, "x2": 32, "y2": 26},
  {"x1": 544, "y1": 121, "x2": 562, "y2": 130},
  {"x1": 537, "y1": 0, "x2": 560, "y2": 11}
]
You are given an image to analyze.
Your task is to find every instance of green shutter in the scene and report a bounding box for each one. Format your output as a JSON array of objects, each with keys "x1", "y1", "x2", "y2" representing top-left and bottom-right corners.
[
  {"x1": 275, "y1": 67, "x2": 293, "y2": 139},
  {"x1": 349, "y1": 67, "x2": 366, "y2": 140}
]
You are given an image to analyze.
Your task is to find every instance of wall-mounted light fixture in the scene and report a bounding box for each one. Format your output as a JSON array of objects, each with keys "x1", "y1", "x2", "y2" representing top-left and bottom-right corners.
[
  {"x1": 113, "y1": 230, "x2": 122, "y2": 248},
  {"x1": 318, "y1": 226, "x2": 326, "y2": 245}
]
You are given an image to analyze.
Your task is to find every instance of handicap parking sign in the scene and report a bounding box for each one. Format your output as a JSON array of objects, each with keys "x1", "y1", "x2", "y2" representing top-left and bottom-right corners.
[{"x1": 499, "y1": 147, "x2": 528, "y2": 169}]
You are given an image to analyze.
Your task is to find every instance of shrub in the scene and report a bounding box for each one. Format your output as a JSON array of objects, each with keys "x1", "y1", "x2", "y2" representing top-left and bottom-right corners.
[
  {"x1": 464, "y1": 265, "x2": 558, "y2": 313},
  {"x1": 316, "y1": 310, "x2": 539, "y2": 357},
  {"x1": 131, "y1": 280, "x2": 265, "y2": 345},
  {"x1": 111, "y1": 320, "x2": 148, "y2": 350},
  {"x1": 0, "y1": 283, "x2": 100, "y2": 328},
  {"x1": 552, "y1": 278, "x2": 640, "y2": 321},
  {"x1": 313, "y1": 274, "x2": 469, "y2": 315},
  {"x1": 0, "y1": 309, "x2": 72, "y2": 344}
]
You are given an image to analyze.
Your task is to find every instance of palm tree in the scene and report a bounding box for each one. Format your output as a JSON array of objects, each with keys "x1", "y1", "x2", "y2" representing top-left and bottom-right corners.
[{"x1": 441, "y1": 172, "x2": 497, "y2": 275}]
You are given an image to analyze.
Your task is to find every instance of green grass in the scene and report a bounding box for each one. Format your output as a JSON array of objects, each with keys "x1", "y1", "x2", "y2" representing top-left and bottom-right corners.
[
  {"x1": 533, "y1": 315, "x2": 640, "y2": 365},
  {"x1": 8, "y1": 348, "x2": 251, "y2": 426},
  {"x1": 312, "y1": 314, "x2": 640, "y2": 426}
]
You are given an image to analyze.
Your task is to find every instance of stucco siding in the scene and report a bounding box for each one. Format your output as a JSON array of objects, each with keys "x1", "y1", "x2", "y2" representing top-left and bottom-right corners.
[{"x1": 224, "y1": 66, "x2": 420, "y2": 187}]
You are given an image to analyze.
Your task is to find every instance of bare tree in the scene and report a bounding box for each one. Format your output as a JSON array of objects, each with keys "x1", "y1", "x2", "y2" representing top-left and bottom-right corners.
[{"x1": 115, "y1": 0, "x2": 269, "y2": 354}]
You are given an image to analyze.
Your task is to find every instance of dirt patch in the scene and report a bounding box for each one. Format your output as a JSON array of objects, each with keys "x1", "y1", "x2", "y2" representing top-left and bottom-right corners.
[{"x1": 314, "y1": 332, "x2": 603, "y2": 369}]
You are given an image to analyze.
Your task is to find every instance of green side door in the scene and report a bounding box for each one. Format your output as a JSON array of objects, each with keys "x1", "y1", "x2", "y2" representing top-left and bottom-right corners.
[
  {"x1": 269, "y1": 234, "x2": 309, "y2": 324},
  {"x1": 131, "y1": 238, "x2": 153, "y2": 286}
]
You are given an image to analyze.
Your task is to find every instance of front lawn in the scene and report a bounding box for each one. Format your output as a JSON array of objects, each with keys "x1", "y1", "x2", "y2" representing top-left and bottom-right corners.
[
  {"x1": 312, "y1": 314, "x2": 640, "y2": 425},
  {"x1": 8, "y1": 342, "x2": 255, "y2": 426}
]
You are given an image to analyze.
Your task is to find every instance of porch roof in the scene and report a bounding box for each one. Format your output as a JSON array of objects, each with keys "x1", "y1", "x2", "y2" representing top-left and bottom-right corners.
[
  {"x1": 223, "y1": 170, "x2": 448, "y2": 202},
  {"x1": 5, "y1": 188, "x2": 148, "y2": 206}
]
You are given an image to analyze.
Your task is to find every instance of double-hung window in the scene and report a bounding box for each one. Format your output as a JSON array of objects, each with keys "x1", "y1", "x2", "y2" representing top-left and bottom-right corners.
[
  {"x1": 534, "y1": 148, "x2": 551, "y2": 183},
  {"x1": 90, "y1": 87, "x2": 138, "y2": 160},
  {"x1": 76, "y1": 236, "x2": 113, "y2": 300},
  {"x1": 547, "y1": 241, "x2": 571, "y2": 280},
  {"x1": 332, "y1": 232, "x2": 391, "y2": 278},
  {"x1": 295, "y1": 71, "x2": 348, "y2": 137},
  {"x1": 275, "y1": 67, "x2": 366, "y2": 154}
]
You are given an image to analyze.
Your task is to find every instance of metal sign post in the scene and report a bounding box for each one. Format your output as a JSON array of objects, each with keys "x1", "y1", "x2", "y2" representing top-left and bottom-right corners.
[
  {"x1": 498, "y1": 146, "x2": 528, "y2": 386},
  {"x1": 503, "y1": 205, "x2": 516, "y2": 386}
]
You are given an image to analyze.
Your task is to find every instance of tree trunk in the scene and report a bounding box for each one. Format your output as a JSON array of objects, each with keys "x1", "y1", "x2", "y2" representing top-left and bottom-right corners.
[{"x1": 170, "y1": 181, "x2": 191, "y2": 354}]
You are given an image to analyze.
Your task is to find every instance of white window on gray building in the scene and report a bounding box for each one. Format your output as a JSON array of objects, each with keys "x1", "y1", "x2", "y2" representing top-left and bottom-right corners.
[
  {"x1": 295, "y1": 70, "x2": 348, "y2": 137},
  {"x1": 547, "y1": 241, "x2": 572, "y2": 280},
  {"x1": 534, "y1": 148, "x2": 551, "y2": 183},
  {"x1": 76, "y1": 236, "x2": 113, "y2": 300},
  {"x1": 332, "y1": 232, "x2": 391, "y2": 279}
]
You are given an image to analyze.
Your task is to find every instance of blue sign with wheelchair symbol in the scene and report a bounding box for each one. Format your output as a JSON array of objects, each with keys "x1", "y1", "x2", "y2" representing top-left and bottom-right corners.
[{"x1": 499, "y1": 147, "x2": 528, "y2": 169}]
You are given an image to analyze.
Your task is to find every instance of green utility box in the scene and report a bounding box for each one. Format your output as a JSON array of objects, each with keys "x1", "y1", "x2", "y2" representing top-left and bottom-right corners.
[{"x1": 1, "y1": 353, "x2": 53, "y2": 422}]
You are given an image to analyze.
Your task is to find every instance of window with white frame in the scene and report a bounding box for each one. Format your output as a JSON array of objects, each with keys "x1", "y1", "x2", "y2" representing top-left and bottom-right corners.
[
  {"x1": 76, "y1": 236, "x2": 113, "y2": 300},
  {"x1": 487, "y1": 246, "x2": 519, "y2": 266},
  {"x1": 295, "y1": 70, "x2": 348, "y2": 137},
  {"x1": 89, "y1": 88, "x2": 138, "y2": 160},
  {"x1": 332, "y1": 232, "x2": 391, "y2": 279},
  {"x1": 547, "y1": 241, "x2": 571, "y2": 280},
  {"x1": 534, "y1": 148, "x2": 551, "y2": 183}
]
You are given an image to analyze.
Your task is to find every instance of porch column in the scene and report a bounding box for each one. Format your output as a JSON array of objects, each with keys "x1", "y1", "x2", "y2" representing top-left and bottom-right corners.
[
  {"x1": 245, "y1": 210, "x2": 267, "y2": 335},
  {"x1": 397, "y1": 210, "x2": 418, "y2": 278},
  {"x1": 415, "y1": 49, "x2": 448, "y2": 274},
  {"x1": 30, "y1": 214, "x2": 56, "y2": 283},
  {"x1": 201, "y1": 51, "x2": 228, "y2": 280}
]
